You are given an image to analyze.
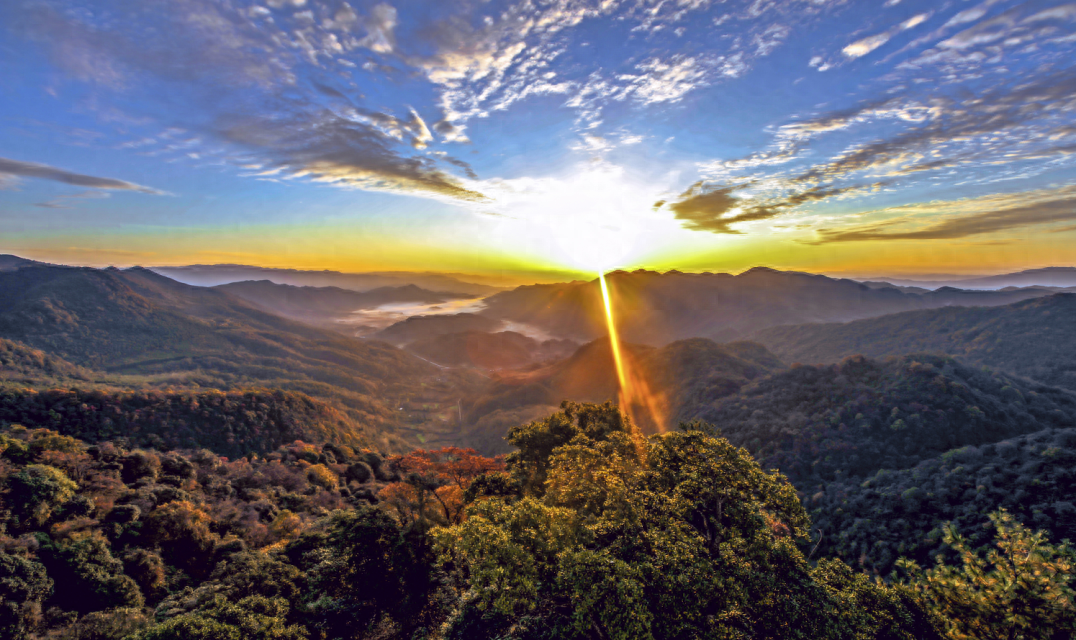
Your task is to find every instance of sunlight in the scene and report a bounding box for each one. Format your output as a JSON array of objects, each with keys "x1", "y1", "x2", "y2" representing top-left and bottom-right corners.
[{"x1": 473, "y1": 163, "x2": 675, "y2": 272}]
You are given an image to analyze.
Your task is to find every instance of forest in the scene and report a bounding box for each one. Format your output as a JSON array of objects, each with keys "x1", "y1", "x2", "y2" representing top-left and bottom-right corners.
[{"x1": 0, "y1": 402, "x2": 1072, "y2": 639}]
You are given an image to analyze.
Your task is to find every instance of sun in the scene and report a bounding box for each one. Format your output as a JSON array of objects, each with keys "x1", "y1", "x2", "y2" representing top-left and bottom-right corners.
[{"x1": 472, "y1": 163, "x2": 676, "y2": 273}]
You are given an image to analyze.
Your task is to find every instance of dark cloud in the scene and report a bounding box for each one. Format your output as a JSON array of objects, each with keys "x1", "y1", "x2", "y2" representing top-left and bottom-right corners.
[
  {"x1": 0, "y1": 157, "x2": 165, "y2": 194},
  {"x1": 664, "y1": 180, "x2": 873, "y2": 234},
  {"x1": 811, "y1": 193, "x2": 1076, "y2": 243},
  {"x1": 218, "y1": 107, "x2": 486, "y2": 201}
]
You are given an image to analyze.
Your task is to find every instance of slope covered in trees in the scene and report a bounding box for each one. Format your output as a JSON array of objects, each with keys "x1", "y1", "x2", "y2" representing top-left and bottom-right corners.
[
  {"x1": 809, "y1": 426, "x2": 1076, "y2": 576},
  {"x1": 0, "y1": 264, "x2": 491, "y2": 450},
  {"x1": 461, "y1": 338, "x2": 785, "y2": 452},
  {"x1": 752, "y1": 293, "x2": 1076, "y2": 391},
  {"x1": 0, "y1": 387, "x2": 379, "y2": 457},
  {"x1": 1, "y1": 403, "x2": 1073, "y2": 639},
  {"x1": 693, "y1": 354, "x2": 1076, "y2": 485}
]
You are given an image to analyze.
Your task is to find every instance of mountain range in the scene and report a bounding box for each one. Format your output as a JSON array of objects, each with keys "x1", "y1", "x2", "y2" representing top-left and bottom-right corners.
[
  {"x1": 479, "y1": 267, "x2": 1059, "y2": 345},
  {"x1": 151, "y1": 263, "x2": 504, "y2": 296},
  {"x1": 752, "y1": 293, "x2": 1076, "y2": 391}
]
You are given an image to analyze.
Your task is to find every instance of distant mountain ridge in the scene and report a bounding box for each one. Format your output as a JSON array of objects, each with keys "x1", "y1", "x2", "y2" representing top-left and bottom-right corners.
[
  {"x1": 861, "y1": 266, "x2": 1076, "y2": 290},
  {"x1": 152, "y1": 263, "x2": 504, "y2": 296},
  {"x1": 214, "y1": 279, "x2": 474, "y2": 329},
  {"x1": 479, "y1": 267, "x2": 1056, "y2": 345}
]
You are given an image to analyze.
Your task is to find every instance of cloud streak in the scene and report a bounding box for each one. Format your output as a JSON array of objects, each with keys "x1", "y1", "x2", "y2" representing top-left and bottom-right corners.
[
  {"x1": 0, "y1": 157, "x2": 165, "y2": 194},
  {"x1": 810, "y1": 185, "x2": 1076, "y2": 243}
]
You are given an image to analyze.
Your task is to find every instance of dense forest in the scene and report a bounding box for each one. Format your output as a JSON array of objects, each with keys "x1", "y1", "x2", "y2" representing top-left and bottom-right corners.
[
  {"x1": 0, "y1": 387, "x2": 372, "y2": 458},
  {"x1": 0, "y1": 403, "x2": 1073, "y2": 639},
  {"x1": 696, "y1": 353, "x2": 1076, "y2": 483}
]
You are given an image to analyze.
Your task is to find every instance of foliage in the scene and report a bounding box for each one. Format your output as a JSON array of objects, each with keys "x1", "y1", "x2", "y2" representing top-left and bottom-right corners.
[
  {"x1": 695, "y1": 354, "x2": 1076, "y2": 485},
  {"x1": 0, "y1": 387, "x2": 376, "y2": 458},
  {"x1": 899, "y1": 510, "x2": 1076, "y2": 640},
  {"x1": 809, "y1": 427, "x2": 1076, "y2": 575},
  {"x1": 433, "y1": 402, "x2": 943, "y2": 640}
]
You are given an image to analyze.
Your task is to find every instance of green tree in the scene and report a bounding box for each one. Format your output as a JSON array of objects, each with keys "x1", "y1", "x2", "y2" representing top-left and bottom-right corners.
[
  {"x1": 433, "y1": 403, "x2": 942, "y2": 640},
  {"x1": 0, "y1": 550, "x2": 53, "y2": 640},
  {"x1": 6, "y1": 464, "x2": 77, "y2": 527},
  {"x1": 39, "y1": 531, "x2": 144, "y2": 613},
  {"x1": 127, "y1": 595, "x2": 307, "y2": 640},
  {"x1": 899, "y1": 509, "x2": 1076, "y2": 640}
]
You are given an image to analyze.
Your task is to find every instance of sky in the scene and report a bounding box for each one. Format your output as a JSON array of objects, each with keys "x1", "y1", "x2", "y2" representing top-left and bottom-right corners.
[{"x1": 3, "y1": 0, "x2": 1076, "y2": 280}]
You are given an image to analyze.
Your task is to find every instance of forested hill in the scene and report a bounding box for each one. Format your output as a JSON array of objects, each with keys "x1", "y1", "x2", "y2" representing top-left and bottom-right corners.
[
  {"x1": 694, "y1": 354, "x2": 1076, "y2": 486},
  {"x1": 0, "y1": 338, "x2": 94, "y2": 383},
  {"x1": 809, "y1": 425, "x2": 1076, "y2": 576},
  {"x1": 752, "y1": 293, "x2": 1076, "y2": 391},
  {"x1": 0, "y1": 387, "x2": 374, "y2": 457},
  {"x1": 0, "y1": 264, "x2": 483, "y2": 451},
  {"x1": 461, "y1": 337, "x2": 785, "y2": 452}
]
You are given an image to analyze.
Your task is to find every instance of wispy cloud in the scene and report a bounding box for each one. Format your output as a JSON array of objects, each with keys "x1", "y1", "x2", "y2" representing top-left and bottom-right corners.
[
  {"x1": 810, "y1": 185, "x2": 1076, "y2": 243},
  {"x1": 0, "y1": 157, "x2": 166, "y2": 194}
]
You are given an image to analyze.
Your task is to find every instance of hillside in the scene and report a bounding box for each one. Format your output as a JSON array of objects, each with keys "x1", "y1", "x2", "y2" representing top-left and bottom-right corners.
[
  {"x1": 752, "y1": 294, "x2": 1076, "y2": 391},
  {"x1": 404, "y1": 331, "x2": 577, "y2": 370},
  {"x1": 460, "y1": 337, "x2": 786, "y2": 452},
  {"x1": 808, "y1": 426, "x2": 1076, "y2": 576},
  {"x1": 0, "y1": 264, "x2": 494, "y2": 450},
  {"x1": 479, "y1": 268, "x2": 1053, "y2": 345},
  {"x1": 372, "y1": 313, "x2": 505, "y2": 346},
  {"x1": 0, "y1": 386, "x2": 376, "y2": 456},
  {"x1": 0, "y1": 338, "x2": 94, "y2": 383},
  {"x1": 694, "y1": 354, "x2": 1076, "y2": 486}
]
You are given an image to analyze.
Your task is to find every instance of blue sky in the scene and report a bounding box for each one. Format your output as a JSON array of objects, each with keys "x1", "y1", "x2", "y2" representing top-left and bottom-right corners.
[{"x1": 3, "y1": 0, "x2": 1076, "y2": 278}]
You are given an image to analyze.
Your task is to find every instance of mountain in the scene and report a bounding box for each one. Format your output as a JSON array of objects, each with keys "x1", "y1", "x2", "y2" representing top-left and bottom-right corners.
[
  {"x1": 404, "y1": 331, "x2": 577, "y2": 370},
  {"x1": 864, "y1": 267, "x2": 1076, "y2": 290},
  {"x1": 0, "y1": 263, "x2": 490, "y2": 451},
  {"x1": 153, "y1": 264, "x2": 503, "y2": 296},
  {"x1": 751, "y1": 293, "x2": 1076, "y2": 391},
  {"x1": 213, "y1": 280, "x2": 472, "y2": 328},
  {"x1": 0, "y1": 254, "x2": 41, "y2": 271},
  {"x1": 809, "y1": 425, "x2": 1076, "y2": 576},
  {"x1": 479, "y1": 268, "x2": 1055, "y2": 345},
  {"x1": 459, "y1": 337, "x2": 786, "y2": 453},
  {"x1": 371, "y1": 313, "x2": 505, "y2": 346},
  {"x1": 692, "y1": 354, "x2": 1076, "y2": 486}
]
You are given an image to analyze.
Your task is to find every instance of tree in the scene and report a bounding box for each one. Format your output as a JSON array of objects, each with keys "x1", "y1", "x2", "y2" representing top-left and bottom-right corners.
[
  {"x1": 6, "y1": 464, "x2": 77, "y2": 527},
  {"x1": 899, "y1": 509, "x2": 1076, "y2": 640},
  {"x1": 38, "y1": 531, "x2": 144, "y2": 613},
  {"x1": 287, "y1": 507, "x2": 435, "y2": 639},
  {"x1": 0, "y1": 550, "x2": 52, "y2": 640},
  {"x1": 128, "y1": 595, "x2": 307, "y2": 640},
  {"x1": 432, "y1": 403, "x2": 942, "y2": 640}
]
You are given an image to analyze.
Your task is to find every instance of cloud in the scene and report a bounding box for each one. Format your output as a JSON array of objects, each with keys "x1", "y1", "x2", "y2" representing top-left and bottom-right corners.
[
  {"x1": 11, "y1": 0, "x2": 486, "y2": 204},
  {"x1": 217, "y1": 107, "x2": 486, "y2": 201},
  {"x1": 810, "y1": 185, "x2": 1076, "y2": 243},
  {"x1": 842, "y1": 11, "x2": 932, "y2": 59},
  {"x1": 661, "y1": 180, "x2": 876, "y2": 234},
  {"x1": 0, "y1": 157, "x2": 165, "y2": 194},
  {"x1": 34, "y1": 190, "x2": 113, "y2": 209}
]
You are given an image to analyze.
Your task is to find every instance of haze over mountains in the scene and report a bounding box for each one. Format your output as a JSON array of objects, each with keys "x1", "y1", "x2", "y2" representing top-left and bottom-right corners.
[{"x1": 152, "y1": 263, "x2": 504, "y2": 296}]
